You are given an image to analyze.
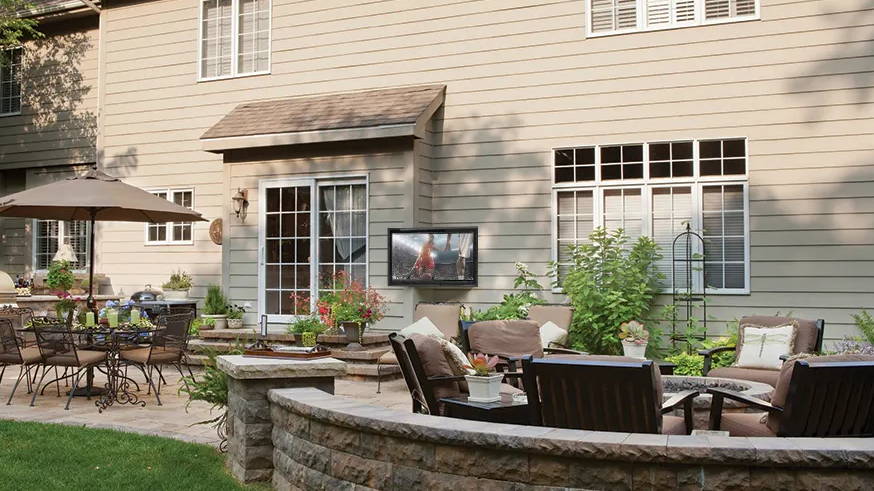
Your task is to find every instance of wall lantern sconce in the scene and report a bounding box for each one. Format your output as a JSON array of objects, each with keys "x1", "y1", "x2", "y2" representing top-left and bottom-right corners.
[{"x1": 232, "y1": 188, "x2": 249, "y2": 222}]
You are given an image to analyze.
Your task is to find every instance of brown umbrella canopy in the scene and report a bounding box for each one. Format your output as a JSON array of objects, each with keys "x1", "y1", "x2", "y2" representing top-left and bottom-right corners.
[{"x1": 0, "y1": 169, "x2": 207, "y2": 223}]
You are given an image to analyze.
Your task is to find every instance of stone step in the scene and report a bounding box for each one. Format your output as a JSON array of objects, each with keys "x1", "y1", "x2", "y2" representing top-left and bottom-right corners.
[{"x1": 198, "y1": 328, "x2": 389, "y2": 346}]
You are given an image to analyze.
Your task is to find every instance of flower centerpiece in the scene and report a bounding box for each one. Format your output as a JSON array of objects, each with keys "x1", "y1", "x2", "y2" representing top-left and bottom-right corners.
[
  {"x1": 314, "y1": 271, "x2": 387, "y2": 351},
  {"x1": 162, "y1": 269, "x2": 193, "y2": 300},
  {"x1": 619, "y1": 320, "x2": 649, "y2": 359},
  {"x1": 97, "y1": 299, "x2": 152, "y2": 330},
  {"x1": 464, "y1": 353, "x2": 503, "y2": 403}
]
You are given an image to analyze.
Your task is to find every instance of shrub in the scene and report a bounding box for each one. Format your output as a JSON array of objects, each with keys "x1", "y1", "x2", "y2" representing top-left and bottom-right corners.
[
  {"x1": 852, "y1": 311, "x2": 874, "y2": 345},
  {"x1": 665, "y1": 352, "x2": 705, "y2": 376},
  {"x1": 162, "y1": 269, "x2": 193, "y2": 290},
  {"x1": 202, "y1": 285, "x2": 227, "y2": 315},
  {"x1": 471, "y1": 262, "x2": 546, "y2": 321},
  {"x1": 46, "y1": 260, "x2": 75, "y2": 292},
  {"x1": 557, "y1": 227, "x2": 663, "y2": 355}
]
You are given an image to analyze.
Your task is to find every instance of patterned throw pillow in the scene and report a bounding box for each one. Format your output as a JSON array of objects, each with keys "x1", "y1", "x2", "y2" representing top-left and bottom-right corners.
[
  {"x1": 440, "y1": 338, "x2": 475, "y2": 376},
  {"x1": 735, "y1": 324, "x2": 796, "y2": 370}
]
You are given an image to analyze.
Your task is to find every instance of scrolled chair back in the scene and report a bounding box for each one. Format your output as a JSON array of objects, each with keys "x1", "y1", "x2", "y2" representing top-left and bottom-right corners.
[
  {"x1": 33, "y1": 326, "x2": 79, "y2": 366},
  {"x1": 154, "y1": 310, "x2": 195, "y2": 351}
]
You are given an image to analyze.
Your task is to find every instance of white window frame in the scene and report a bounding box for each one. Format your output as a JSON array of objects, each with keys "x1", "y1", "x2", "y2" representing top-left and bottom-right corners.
[
  {"x1": 197, "y1": 0, "x2": 272, "y2": 82},
  {"x1": 585, "y1": 0, "x2": 760, "y2": 37},
  {"x1": 0, "y1": 47, "x2": 22, "y2": 117},
  {"x1": 257, "y1": 174, "x2": 369, "y2": 324},
  {"x1": 32, "y1": 220, "x2": 90, "y2": 272},
  {"x1": 551, "y1": 138, "x2": 750, "y2": 295},
  {"x1": 144, "y1": 188, "x2": 196, "y2": 245}
]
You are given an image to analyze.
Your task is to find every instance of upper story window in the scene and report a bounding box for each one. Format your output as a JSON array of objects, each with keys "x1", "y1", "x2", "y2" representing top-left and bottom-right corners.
[
  {"x1": 553, "y1": 138, "x2": 749, "y2": 294},
  {"x1": 146, "y1": 189, "x2": 195, "y2": 244},
  {"x1": 1, "y1": 47, "x2": 22, "y2": 116},
  {"x1": 588, "y1": 0, "x2": 758, "y2": 37},
  {"x1": 199, "y1": 0, "x2": 271, "y2": 80}
]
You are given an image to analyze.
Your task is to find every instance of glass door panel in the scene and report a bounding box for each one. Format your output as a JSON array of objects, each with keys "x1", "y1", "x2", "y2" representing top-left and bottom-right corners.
[{"x1": 262, "y1": 182, "x2": 312, "y2": 320}]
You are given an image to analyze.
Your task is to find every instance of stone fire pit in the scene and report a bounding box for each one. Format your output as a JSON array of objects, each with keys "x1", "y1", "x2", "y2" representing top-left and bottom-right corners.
[{"x1": 662, "y1": 375, "x2": 774, "y2": 429}]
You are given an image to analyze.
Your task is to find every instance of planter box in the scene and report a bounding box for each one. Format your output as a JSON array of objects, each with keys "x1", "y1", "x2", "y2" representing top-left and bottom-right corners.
[{"x1": 464, "y1": 373, "x2": 503, "y2": 403}]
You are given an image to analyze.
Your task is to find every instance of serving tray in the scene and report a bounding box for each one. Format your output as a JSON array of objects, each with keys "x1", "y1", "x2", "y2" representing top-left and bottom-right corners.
[{"x1": 243, "y1": 348, "x2": 333, "y2": 360}]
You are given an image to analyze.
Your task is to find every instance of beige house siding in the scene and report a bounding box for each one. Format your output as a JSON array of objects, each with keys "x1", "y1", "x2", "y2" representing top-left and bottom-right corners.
[
  {"x1": 0, "y1": 15, "x2": 99, "y2": 275},
  {"x1": 90, "y1": 0, "x2": 872, "y2": 341}
]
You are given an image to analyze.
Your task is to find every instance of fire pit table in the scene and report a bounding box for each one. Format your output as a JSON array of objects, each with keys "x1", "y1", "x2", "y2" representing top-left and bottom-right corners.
[{"x1": 662, "y1": 375, "x2": 774, "y2": 430}]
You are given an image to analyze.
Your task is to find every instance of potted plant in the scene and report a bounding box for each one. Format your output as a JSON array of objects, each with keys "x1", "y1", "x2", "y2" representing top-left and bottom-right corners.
[
  {"x1": 619, "y1": 320, "x2": 649, "y2": 359},
  {"x1": 162, "y1": 270, "x2": 193, "y2": 300},
  {"x1": 202, "y1": 285, "x2": 228, "y2": 329},
  {"x1": 46, "y1": 260, "x2": 78, "y2": 325},
  {"x1": 287, "y1": 316, "x2": 327, "y2": 347},
  {"x1": 315, "y1": 271, "x2": 387, "y2": 351},
  {"x1": 464, "y1": 353, "x2": 503, "y2": 403},
  {"x1": 226, "y1": 304, "x2": 245, "y2": 329},
  {"x1": 190, "y1": 317, "x2": 215, "y2": 335}
]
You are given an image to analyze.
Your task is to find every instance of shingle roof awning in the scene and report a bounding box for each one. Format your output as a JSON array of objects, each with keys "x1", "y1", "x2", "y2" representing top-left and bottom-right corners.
[{"x1": 201, "y1": 85, "x2": 445, "y2": 153}]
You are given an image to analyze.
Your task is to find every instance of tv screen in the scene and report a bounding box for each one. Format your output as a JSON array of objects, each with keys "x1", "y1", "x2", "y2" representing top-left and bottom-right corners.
[{"x1": 388, "y1": 228, "x2": 478, "y2": 286}]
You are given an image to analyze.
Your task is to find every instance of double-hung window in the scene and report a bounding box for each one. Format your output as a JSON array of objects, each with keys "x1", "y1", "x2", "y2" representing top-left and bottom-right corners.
[
  {"x1": 146, "y1": 189, "x2": 195, "y2": 244},
  {"x1": 588, "y1": 0, "x2": 759, "y2": 36},
  {"x1": 260, "y1": 178, "x2": 368, "y2": 321},
  {"x1": 553, "y1": 138, "x2": 749, "y2": 294},
  {"x1": 34, "y1": 220, "x2": 89, "y2": 271},
  {"x1": 199, "y1": 0, "x2": 271, "y2": 80},
  {"x1": 1, "y1": 47, "x2": 22, "y2": 115}
]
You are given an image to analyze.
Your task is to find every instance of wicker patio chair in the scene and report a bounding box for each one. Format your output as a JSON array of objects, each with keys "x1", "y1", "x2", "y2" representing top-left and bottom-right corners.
[
  {"x1": 119, "y1": 310, "x2": 194, "y2": 406},
  {"x1": 708, "y1": 354, "x2": 874, "y2": 437},
  {"x1": 522, "y1": 356, "x2": 699, "y2": 434},
  {"x1": 388, "y1": 332, "x2": 522, "y2": 416},
  {"x1": 0, "y1": 319, "x2": 42, "y2": 405},
  {"x1": 700, "y1": 316, "x2": 825, "y2": 387},
  {"x1": 30, "y1": 326, "x2": 107, "y2": 410}
]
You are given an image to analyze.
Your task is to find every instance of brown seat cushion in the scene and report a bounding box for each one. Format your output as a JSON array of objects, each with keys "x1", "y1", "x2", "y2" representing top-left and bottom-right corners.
[
  {"x1": 0, "y1": 346, "x2": 41, "y2": 364},
  {"x1": 662, "y1": 415, "x2": 687, "y2": 435},
  {"x1": 120, "y1": 346, "x2": 182, "y2": 364},
  {"x1": 409, "y1": 334, "x2": 463, "y2": 401},
  {"x1": 527, "y1": 305, "x2": 573, "y2": 330},
  {"x1": 707, "y1": 366, "x2": 780, "y2": 387},
  {"x1": 414, "y1": 303, "x2": 460, "y2": 339},
  {"x1": 468, "y1": 320, "x2": 543, "y2": 359},
  {"x1": 46, "y1": 349, "x2": 106, "y2": 367},
  {"x1": 766, "y1": 353, "x2": 874, "y2": 433},
  {"x1": 721, "y1": 412, "x2": 776, "y2": 437},
  {"x1": 377, "y1": 351, "x2": 397, "y2": 365},
  {"x1": 739, "y1": 316, "x2": 819, "y2": 354}
]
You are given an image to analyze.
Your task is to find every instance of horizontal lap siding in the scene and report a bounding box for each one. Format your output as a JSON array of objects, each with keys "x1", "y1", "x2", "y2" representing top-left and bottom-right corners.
[{"x1": 99, "y1": 0, "x2": 873, "y2": 339}]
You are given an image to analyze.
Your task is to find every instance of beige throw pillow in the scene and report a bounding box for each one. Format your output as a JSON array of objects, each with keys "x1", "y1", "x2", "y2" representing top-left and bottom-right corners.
[
  {"x1": 735, "y1": 324, "x2": 796, "y2": 370},
  {"x1": 440, "y1": 338, "x2": 475, "y2": 376},
  {"x1": 539, "y1": 321, "x2": 568, "y2": 349},
  {"x1": 399, "y1": 316, "x2": 445, "y2": 339}
]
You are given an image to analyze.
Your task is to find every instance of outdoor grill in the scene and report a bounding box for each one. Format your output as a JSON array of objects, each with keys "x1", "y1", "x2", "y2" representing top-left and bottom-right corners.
[{"x1": 129, "y1": 286, "x2": 197, "y2": 319}]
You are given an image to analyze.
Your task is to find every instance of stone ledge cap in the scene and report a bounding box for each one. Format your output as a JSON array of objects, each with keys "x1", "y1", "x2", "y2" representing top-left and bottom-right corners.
[{"x1": 217, "y1": 355, "x2": 346, "y2": 380}]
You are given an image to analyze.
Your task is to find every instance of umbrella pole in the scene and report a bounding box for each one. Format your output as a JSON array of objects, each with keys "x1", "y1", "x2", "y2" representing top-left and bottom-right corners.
[{"x1": 87, "y1": 209, "x2": 97, "y2": 315}]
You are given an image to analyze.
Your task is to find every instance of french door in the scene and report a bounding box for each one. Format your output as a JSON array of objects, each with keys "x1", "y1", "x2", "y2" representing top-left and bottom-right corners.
[{"x1": 258, "y1": 177, "x2": 368, "y2": 323}]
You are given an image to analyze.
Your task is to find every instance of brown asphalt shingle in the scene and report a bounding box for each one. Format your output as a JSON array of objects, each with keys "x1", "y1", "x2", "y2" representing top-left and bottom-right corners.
[{"x1": 201, "y1": 85, "x2": 446, "y2": 140}]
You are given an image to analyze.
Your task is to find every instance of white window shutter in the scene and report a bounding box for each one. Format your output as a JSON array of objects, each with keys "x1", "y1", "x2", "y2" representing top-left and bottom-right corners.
[
  {"x1": 646, "y1": 0, "x2": 671, "y2": 26},
  {"x1": 591, "y1": 0, "x2": 618, "y2": 32},
  {"x1": 616, "y1": 0, "x2": 638, "y2": 29},
  {"x1": 704, "y1": 0, "x2": 755, "y2": 20},
  {"x1": 675, "y1": 0, "x2": 695, "y2": 21}
]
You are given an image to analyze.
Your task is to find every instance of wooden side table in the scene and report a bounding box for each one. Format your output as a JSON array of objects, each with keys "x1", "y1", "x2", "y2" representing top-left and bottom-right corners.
[{"x1": 440, "y1": 393, "x2": 530, "y2": 425}]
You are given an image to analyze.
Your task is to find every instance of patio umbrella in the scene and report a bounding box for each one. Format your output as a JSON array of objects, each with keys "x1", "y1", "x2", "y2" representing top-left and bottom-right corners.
[{"x1": 0, "y1": 168, "x2": 207, "y2": 312}]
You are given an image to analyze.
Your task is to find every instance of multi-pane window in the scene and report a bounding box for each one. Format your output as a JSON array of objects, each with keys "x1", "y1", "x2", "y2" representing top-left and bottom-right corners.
[
  {"x1": 34, "y1": 220, "x2": 89, "y2": 270},
  {"x1": 1, "y1": 47, "x2": 22, "y2": 115},
  {"x1": 262, "y1": 179, "x2": 368, "y2": 320},
  {"x1": 553, "y1": 138, "x2": 749, "y2": 292},
  {"x1": 146, "y1": 189, "x2": 194, "y2": 244},
  {"x1": 588, "y1": 0, "x2": 759, "y2": 36},
  {"x1": 199, "y1": 0, "x2": 270, "y2": 80}
]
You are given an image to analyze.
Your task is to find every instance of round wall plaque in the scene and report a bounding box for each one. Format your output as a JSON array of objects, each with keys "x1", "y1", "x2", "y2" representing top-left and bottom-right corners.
[{"x1": 209, "y1": 218, "x2": 223, "y2": 245}]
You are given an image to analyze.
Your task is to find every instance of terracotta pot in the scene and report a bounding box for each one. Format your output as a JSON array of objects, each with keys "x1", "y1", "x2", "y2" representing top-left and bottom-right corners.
[{"x1": 341, "y1": 321, "x2": 365, "y2": 351}]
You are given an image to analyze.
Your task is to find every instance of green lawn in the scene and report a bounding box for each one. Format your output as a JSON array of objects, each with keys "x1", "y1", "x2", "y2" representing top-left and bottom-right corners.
[{"x1": 0, "y1": 420, "x2": 264, "y2": 491}]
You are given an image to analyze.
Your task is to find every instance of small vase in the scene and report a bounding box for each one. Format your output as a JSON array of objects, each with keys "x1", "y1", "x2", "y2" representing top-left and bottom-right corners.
[
  {"x1": 622, "y1": 340, "x2": 648, "y2": 359},
  {"x1": 464, "y1": 374, "x2": 503, "y2": 403},
  {"x1": 300, "y1": 331, "x2": 317, "y2": 347},
  {"x1": 341, "y1": 321, "x2": 365, "y2": 351}
]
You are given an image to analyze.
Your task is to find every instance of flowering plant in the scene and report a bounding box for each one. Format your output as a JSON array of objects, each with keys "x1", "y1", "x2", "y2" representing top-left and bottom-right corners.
[
  {"x1": 464, "y1": 353, "x2": 500, "y2": 377},
  {"x1": 619, "y1": 320, "x2": 649, "y2": 345},
  {"x1": 312, "y1": 271, "x2": 387, "y2": 328}
]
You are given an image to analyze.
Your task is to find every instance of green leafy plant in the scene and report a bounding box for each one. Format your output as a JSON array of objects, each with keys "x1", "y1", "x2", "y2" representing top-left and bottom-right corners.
[
  {"x1": 162, "y1": 269, "x2": 192, "y2": 290},
  {"x1": 178, "y1": 346, "x2": 243, "y2": 451},
  {"x1": 619, "y1": 320, "x2": 649, "y2": 345},
  {"x1": 852, "y1": 311, "x2": 874, "y2": 345},
  {"x1": 189, "y1": 317, "x2": 215, "y2": 336},
  {"x1": 471, "y1": 262, "x2": 546, "y2": 321},
  {"x1": 0, "y1": 1, "x2": 43, "y2": 50},
  {"x1": 202, "y1": 285, "x2": 228, "y2": 315},
  {"x1": 556, "y1": 227, "x2": 663, "y2": 355},
  {"x1": 465, "y1": 353, "x2": 499, "y2": 377},
  {"x1": 46, "y1": 260, "x2": 75, "y2": 292},
  {"x1": 287, "y1": 316, "x2": 327, "y2": 335},
  {"x1": 225, "y1": 304, "x2": 245, "y2": 320},
  {"x1": 665, "y1": 351, "x2": 705, "y2": 376}
]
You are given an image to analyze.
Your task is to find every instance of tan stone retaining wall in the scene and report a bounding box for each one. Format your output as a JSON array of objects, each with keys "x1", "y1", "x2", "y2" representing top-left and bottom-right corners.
[{"x1": 267, "y1": 387, "x2": 874, "y2": 490}]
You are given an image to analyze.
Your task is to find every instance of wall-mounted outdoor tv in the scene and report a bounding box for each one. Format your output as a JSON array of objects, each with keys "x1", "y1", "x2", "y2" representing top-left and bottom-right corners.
[{"x1": 388, "y1": 227, "x2": 478, "y2": 286}]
